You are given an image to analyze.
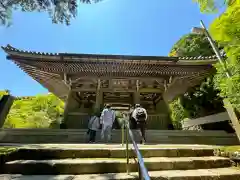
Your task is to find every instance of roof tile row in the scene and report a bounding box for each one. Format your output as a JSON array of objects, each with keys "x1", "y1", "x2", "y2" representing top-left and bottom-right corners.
[{"x1": 1, "y1": 44, "x2": 224, "y2": 61}]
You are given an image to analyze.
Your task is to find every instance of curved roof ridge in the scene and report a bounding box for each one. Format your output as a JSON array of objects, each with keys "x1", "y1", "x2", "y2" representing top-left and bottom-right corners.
[
  {"x1": 2, "y1": 44, "x2": 59, "y2": 56},
  {"x1": 1, "y1": 44, "x2": 222, "y2": 61}
]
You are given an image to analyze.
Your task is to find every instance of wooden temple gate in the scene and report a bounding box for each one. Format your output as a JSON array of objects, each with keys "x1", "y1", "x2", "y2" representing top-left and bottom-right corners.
[
  {"x1": 2, "y1": 45, "x2": 218, "y2": 129},
  {"x1": 60, "y1": 77, "x2": 171, "y2": 129}
]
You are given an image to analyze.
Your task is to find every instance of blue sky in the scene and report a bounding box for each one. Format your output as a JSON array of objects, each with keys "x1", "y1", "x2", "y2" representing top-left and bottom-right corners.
[{"x1": 0, "y1": 0, "x2": 221, "y2": 96}]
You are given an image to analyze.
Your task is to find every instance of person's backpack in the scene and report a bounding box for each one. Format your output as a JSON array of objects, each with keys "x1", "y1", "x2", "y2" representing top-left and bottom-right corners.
[{"x1": 135, "y1": 108, "x2": 146, "y2": 122}]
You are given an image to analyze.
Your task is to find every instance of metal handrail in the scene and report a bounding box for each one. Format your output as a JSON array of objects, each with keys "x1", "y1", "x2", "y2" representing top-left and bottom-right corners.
[{"x1": 124, "y1": 120, "x2": 151, "y2": 180}]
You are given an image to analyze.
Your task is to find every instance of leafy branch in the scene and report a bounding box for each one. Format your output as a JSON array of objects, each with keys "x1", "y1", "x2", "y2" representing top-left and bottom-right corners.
[{"x1": 0, "y1": 0, "x2": 103, "y2": 26}]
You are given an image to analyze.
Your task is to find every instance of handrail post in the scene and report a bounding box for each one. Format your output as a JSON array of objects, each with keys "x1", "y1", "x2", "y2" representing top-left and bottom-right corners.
[
  {"x1": 124, "y1": 118, "x2": 150, "y2": 179},
  {"x1": 138, "y1": 162, "x2": 143, "y2": 180},
  {"x1": 121, "y1": 119, "x2": 124, "y2": 146},
  {"x1": 125, "y1": 120, "x2": 129, "y2": 174}
]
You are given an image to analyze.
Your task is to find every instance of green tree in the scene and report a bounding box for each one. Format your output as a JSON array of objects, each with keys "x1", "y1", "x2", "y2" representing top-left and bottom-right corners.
[
  {"x1": 193, "y1": 0, "x2": 236, "y2": 13},
  {"x1": 180, "y1": 75, "x2": 224, "y2": 118},
  {"x1": 0, "y1": 0, "x2": 103, "y2": 26},
  {"x1": 3, "y1": 93, "x2": 64, "y2": 128},
  {"x1": 0, "y1": 90, "x2": 9, "y2": 99},
  {"x1": 169, "y1": 33, "x2": 224, "y2": 127},
  {"x1": 169, "y1": 34, "x2": 214, "y2": 57},
  {"x1": 169, "y1": 98, "x2": 186, "y2": 129},
  {"x1": 209, "y1": 1, "x2": 240, "y2": 111}
]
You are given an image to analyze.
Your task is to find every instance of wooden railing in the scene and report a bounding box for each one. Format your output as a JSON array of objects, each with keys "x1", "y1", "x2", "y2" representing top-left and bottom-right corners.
[
  {"x1": 147, "y1": 114, "x2": 169, "y2": 129},
  {"x1": 182, "y1": 112, "x2": 229, "y2": 128},
  {"x1": 67, "y1": 112, "x2": 90, "y2": 128}
]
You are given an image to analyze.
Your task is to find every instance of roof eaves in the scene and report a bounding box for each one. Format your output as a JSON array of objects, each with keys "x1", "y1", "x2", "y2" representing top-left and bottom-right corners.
[
  {"x1": 59, "y1": 53, "x2": 179, "y2": 62},
  {"x1": 2, "y1": 44, "x2": 225, "y2": 61},
  {"x1": 1, "y1": 44, "x2": 59, "y2": 56}
]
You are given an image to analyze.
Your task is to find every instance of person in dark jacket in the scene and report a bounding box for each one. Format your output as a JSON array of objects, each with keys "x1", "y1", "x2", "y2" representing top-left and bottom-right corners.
[
  {"x1": 132, "y1": 104, "x2": 148, "y2": 144},
  {"x1": 87, "y1": 114, "x2": 100, "y2": 143}
]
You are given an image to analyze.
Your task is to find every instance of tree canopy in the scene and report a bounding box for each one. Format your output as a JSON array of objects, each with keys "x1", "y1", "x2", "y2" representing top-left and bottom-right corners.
[
  {"x1": 169, "y1": 34, "x2": 214, "y2": 57},
  {"x1": 209, "y1": 1, "x2": 240, "y2": 111},
  {"x1": 193, "y1": 0, "x2": 236, "y2": 13},
  {"x1": 169, "y1": 33, "x2": 224, "y2": 128},
  {"x1": 0, "y1": 90, "x2": 9, "y2": 99},
  {"x1": 3, "y1": 93, "x2": 64, "y2": 128},
  {"x1": 1, "y1": 0, "x2": 236, "y2": 27},
  {"x1": 0, "y1": 0, "x2": 103, "y2": 26}
]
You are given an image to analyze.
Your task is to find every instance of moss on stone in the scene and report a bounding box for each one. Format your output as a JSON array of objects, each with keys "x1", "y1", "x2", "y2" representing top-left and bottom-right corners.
[
  {"x1": 0, "y1": 147, "x2": 18, "y2": 166},
  {"x1": 219, "y1": 146, "x2": 240, "y2": 152},
  {"x1": 0, "y1": 147, "x2": 18, "y2": 155}
]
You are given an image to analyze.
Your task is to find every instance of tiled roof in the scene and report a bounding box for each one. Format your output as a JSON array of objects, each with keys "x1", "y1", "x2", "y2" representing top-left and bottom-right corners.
[
  {"x1": 1, "y1": 44, "x2": 222, "y2": 61},
  {"x1": 2, "y1": 44, "x2": 60, "y2": 56},
  {"x1": 1, "y1": 45, "x2": 219, "y2": 102}
]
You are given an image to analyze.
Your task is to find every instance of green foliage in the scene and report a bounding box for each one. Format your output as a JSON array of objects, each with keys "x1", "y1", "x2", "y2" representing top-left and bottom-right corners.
[
  {"x1": 0, "y1": 90, "x2": 9, "y2": 99},
  {"x1": 193, "y1": 0, "x2": 236, "y2": 13},
  {"x1": 0, "y1": 0, "x2": 103, "y2": 27},
  {"x1": 180, "y1": 76, "x2": 224, "y2": 118},
  {"x1": 3, "y1": 93, "x2": 64, "y2": 128},
  {"x1": 210, "y1": 1, "x2": 240, "y2": 111},
  {"x1": 169, "y1": 34, "x2": 214, "y2": 57},
  {"x1": 169, "y1": 33, "x2": 224, "y2": 127},
  {"x1": 169, "y1": 98, "x2": 187, "y2": 129}
]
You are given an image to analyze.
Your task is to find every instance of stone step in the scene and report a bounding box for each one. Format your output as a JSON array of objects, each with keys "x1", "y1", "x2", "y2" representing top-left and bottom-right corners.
[
  {"x1": 2, "y1": 156, "x2": 232, "y2": 175},
  {"x1": 1, "y1": 135, "x2": 238, "y2": 145},
  {"x1": 1, "y1": 129, "x2": 235, "y2": 136},
  {"x1": 6, "y1": 167, "x2": 239, "y2": 180},
  {"x1": 1, "y1": 129, "x2": 238, "y2": 145},
  {"x1": 2, "y1": 147, "x2": 215, "y2": 160}
]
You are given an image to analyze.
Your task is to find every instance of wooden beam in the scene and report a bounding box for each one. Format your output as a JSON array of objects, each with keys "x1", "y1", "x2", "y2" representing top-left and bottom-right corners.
[
  {"x1": 109, "y1": 103, "x2": 130, "y2": 106},
  {"x1": 94, "y1": 79, "x2": 102, "y2": 110},
  {"x1": 223, "y1": 99, "x2": 240, "y2": 142},
  {"x1": 81, "y1": 99, "x2": 95, "y2": 103},
  {"x1": 72, "y1": 87, "x2": 163, "y2": 93},
  {"x1": 63, "y1": 73, "x2": 67, "y2": 83},
  {"x1": 163, "y1": 76, "x2": 174, "y2": 91},
  {"x1": 62, "y1": 73, "x2": 71, "y2": 90},
  {"x1": 133, "y1": 80, "x2": 140, "y2": 104},
  {"x1": 164, "y1": 80, "x2": 167, "y2": 91},
  {"x1": 140, "y1": 88, "x2": 163, "y2": 93},
  {"x1": 136, "y1": 80, "x2": 139, "y2": 91},
  {"x1": 155, "y1": 80, "x2": 163, "y2": 85},
  {"x1": 69, "y1": 76, "x2": 165, "y2": 81},
  {"x1": 108, "y1": 80, "x2": 113, "y2": 89},
  {"x1": 97, "y1": 79, "x2": 101, "y2": 91},
  {"x1": 69, "y1": 78, "x2": 72, "y2": 86},
  {"x1": 169, "y1": 76, "x2": 173, "y2": 84},
  {"x1": 71, "y1": 77, "x2": 82, "y2": 84}
]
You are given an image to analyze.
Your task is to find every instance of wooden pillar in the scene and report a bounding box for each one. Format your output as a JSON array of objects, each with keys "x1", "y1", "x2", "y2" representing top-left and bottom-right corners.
[
  {"x1": 95, "y1": 79, "x2": 103, "y2": 111},
  {"x1": 133, "y1": 80, "x2": 140, "y2": 105},
  {"x1": 62, "y1": 90, "x2": 74, "y2": 128}
]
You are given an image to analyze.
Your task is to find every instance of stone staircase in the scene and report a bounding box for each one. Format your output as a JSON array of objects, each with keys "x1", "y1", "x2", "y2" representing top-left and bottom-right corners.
[
  {"x1": 1, "y1": 144, "x2": 240, "y2": 179},
  {"x1": 0, "y1": 129, "x2": 238, "y2": 145}
]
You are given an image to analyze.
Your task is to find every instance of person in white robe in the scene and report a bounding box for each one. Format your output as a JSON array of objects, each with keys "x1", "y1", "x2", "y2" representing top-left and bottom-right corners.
[{"x1": 100, "y1": 104, "x2": 116, "y2": 142}]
